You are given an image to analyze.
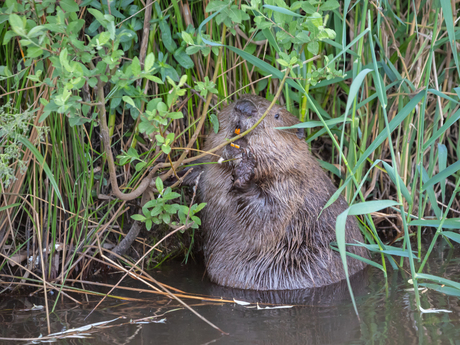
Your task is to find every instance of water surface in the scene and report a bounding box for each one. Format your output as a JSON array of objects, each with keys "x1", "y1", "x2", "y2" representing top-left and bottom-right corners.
[{"x1": 1, "y1": 242, "x2": 460, "y2": 344}]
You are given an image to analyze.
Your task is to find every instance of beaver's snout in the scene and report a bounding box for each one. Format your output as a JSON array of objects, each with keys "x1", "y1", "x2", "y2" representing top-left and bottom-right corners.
[{"x1": 235, "y1": 99, "x2": 258, "y2": 117}]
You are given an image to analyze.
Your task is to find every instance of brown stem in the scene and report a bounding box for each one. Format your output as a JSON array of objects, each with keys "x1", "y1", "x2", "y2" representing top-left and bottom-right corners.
[
  {"x1": 96, "y1": 78, "x2": 160, "y2": 201},
  {"x1": 107, "y1": 221, "x2": 142, "y2": 260}
]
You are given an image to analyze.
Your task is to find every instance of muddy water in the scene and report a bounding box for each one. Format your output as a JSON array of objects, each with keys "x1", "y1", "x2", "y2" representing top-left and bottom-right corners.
[{"x1": 1, "y1": 241, "x2": 460, "y2": 344}]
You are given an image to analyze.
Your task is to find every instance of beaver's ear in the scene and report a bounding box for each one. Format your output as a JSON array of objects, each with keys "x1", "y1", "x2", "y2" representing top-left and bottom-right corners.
[{"x1": 296, "y1": 128, "x2": 305, "y2": 140}]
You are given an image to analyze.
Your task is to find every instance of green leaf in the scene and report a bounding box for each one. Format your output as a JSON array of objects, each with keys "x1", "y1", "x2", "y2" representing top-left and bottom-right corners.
[
  {"x1": 320, "y1": 0, "x2": 339, "y2": 11},
  {"x1": 39, "y1": 100, "x2": 59, "y2": 122},
  {"x1": 157, "y1": 101, "x2": 168, "y2": 112},
  {"x1": 44, "y1": 23, "x2": 66, "y2": 34},
  {"x1": 3, "y1": 30, "x2": 18, "y2": 44},
  {"x1": 59, "y1": 0, "x2": 79, "y2": 12},
  {"x1": 191, "y1": 216, "x2": 201, "y2": 226},
  {"x1": 257, "y1": 21, "x2": 273, "y2": 30},
  {"x1": 182, "y1": 31, "x2": 194, "y2": 45},
  {"x1": 131, "y1": 56, "x2": 141, "y2": 76},
  {"x1": 194, "y1": 202, "x2": 207, "y2": 213},
  {"x1": 27, "y1": 47, "x2": 44, "y2": 58},
  {"x1": 131, "y1": 214, "x2": 146, "y2": 221},
  {"x1": 162, "y1": 213, "x2": 171, "y2": 224},
  {"x1": 295, "y1": 31, "x2": 311, "y2": 44},
  {"x1": 20, "y1": 39, "x2": 33, "y2": 47},
  {"x1": 318, "y1": 28, "x2": 336, "y2": 41},
  {"x1": 417, "y1": 273, "x2": 460, "y2": 290},
  {"x1": 420, "y1": 283, "x2": 460, "y2": 297},
  {"x1": 163, "y1": 204, "x2": 175, "y2": 214},
  {"x1": 277, "y1": 116, "x2": 350, "y2": 130},
  {"x1": 354, "y1": 243, "x2": 414, "y2": 258},
  {"x1": 155, "y1": 177, "x2": 164, "y2": 193},
  {"x1": 276, "y1": 59, "x2": 289, "y2": 67},
  {"x1": 107, "y1": 20, "x2": 116, "y2": 40},
  {"x1": 27, "y1": 74, "x2": 41, "y2": 82},
  {"x1": 186, "y1": 46, "x2": 201, "y2": 55},
  {"x1": 210, "y1": 113, "x2": 219, "y2": 133},
  {"x1": 138, "y1": 121, "x2": 155, "y2": 135},
  {"x1": 147, "y1": 98, "x2": 162, "y2": 112},
  {"x1": 438, "y1": 143, "x2": 447, "y2": 203},
  {"x1": 159, "y1": 18, "x2": 177, "y2": 52},
  {"x1": 168, "y1": 111, "x2": 183, "y2": 119},
  {"x1": 174, "y1": 47, "x2": 194, "y2": 69},
  {"x1": 0, "y1": 203, "x2": 21, "y2": 212},
  {"x1": 122, "y1": 96, "x2": 135, "y2": 107},
  {"x1": 344, "y1": 69, "x2": 373, "y2": 121},
  {"x1": 348, "y1": 200, "x2": 400, "y2": 215},
  {"x1": 423, "y1": 108, "x2": 460, "y2": 150},
  {"x1": 155, "y1": 134, "x2": 164, "y2": 143},
  {"x1": 144, "y1": 53, "x2": 155, "y2": 72},
  {"x1": 9, "y1": 14, "x2": 26, "y2": 36},
  {"x1": 334, "y1": 208, "x2": 356, "y2": 314},
  {"x1": 329, "y1": 243, "x2": 384, "y2": 271},
  {"x1": 307, "y1": 41, "x2": 319, "y2": 55},
  {"x1": 27, "y1": 26, "x2": 45, "y2": 38},
  {"x1": 206, "y1": 1, "x2": 228, "y2": 13},
  {"x1": 88, "y1": 77, "x2": 98, "y2": 88},
  {"x1": 144, "y1": 75, "x2": 163, "y2": 83},
  {"x1": 162, "y1": 144, "x2": 171, "y2": 154},
  {"x1": 422, "y1": 160, "x2": 460, "y2": 191},
  {"x1": 135, "y1": 162, "x2": 146, "y2": 171},
  {"x1": 59, "y1": 48, "x2": 71, "y2": 72},
  {"x1": 18, "y1": 137, "x2": 66, "y2": 211},
  {"x1": 143, "y1": 199, "x2": 157, "y2": 209},
  {"x1": 150, "y1": 206, "x2": 163, "y2": 217},
  {"x1": 299, "y1": 2, "x2": 316, "y2": 14},
  {"x1": 276, "y1": 30, "x2": 290, "y2": 43},
  {"x1": 166, "y1": 132, "x2": 175, "y2": 143},
  {"x1": 409, "y1": 219, "x2": 460, "y2": 230},
  {"x1": 160, "y1": 64, "x2": 179, "y2": 82},
  {"x1": 442, "y1": 231, "x2": 460, "y2": 244},
  {"x1": 88, "y1": 8, "x2": 105, "y2": 22},
  {"x1": 263, "y1": 4, "x2": 302, "y2": 17},
  {"x1": 228, "y1": 7, "x2": 243, "y2": 23},
  {"x1": 318, "y1": 160, "x2": 342, "y2": 178},
  {"x1": 307, "y1": 12, "x2": 322, "y2": 28}
]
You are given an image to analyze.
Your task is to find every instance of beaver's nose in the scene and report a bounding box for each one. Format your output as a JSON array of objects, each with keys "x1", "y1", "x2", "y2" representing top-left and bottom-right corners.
[{"x1": 235, "y1": 99, "x2": 257, "y2": 117}]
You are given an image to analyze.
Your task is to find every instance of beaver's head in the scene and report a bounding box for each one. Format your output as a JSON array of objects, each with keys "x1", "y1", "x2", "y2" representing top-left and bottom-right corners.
[
  {"x1": 220, "y1": 95, "x2": 305, "y2": 161},
  {"x1": 227, "y1": 95, "x2": 304, "y2": 139}
]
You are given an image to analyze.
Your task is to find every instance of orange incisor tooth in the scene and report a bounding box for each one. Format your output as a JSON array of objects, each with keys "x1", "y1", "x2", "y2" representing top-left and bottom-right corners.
[
  {"x1": 230, "y1": 143, "x2": 240, "y2": 149},
  {"x1": 235, "y1": 128, "x2": 241, "y2": 135}
]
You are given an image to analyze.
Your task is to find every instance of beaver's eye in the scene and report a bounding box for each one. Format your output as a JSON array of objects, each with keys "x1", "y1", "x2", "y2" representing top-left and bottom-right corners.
[{"x1": 274, "y1": 113, "x2": 280, "y2": 120}]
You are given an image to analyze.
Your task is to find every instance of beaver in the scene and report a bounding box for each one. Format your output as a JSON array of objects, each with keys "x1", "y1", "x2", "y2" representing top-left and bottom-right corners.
[{"x1": 188, "y1": 94, "x2": 368, "y2": 290}]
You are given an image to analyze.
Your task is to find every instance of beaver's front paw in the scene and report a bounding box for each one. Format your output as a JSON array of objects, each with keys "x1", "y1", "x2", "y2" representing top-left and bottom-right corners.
[{"x1": 233, "y1": 148, "x2": 256, "y2": 190}]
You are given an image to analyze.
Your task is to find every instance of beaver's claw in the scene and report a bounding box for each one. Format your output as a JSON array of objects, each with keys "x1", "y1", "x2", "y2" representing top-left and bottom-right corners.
[{"x1": 233, "y1": 148, "x2": 256, "y2": 190}]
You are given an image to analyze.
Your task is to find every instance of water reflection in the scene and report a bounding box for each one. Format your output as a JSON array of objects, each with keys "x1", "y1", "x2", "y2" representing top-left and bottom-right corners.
[{"x1": 0, "y1": 242, "x2": 460, "y2": 344}]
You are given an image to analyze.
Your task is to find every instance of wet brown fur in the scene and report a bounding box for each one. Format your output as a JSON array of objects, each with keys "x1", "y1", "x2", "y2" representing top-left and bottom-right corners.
[{"x1": 196, "y1": 95, "x2": 368, "y2": 290}]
